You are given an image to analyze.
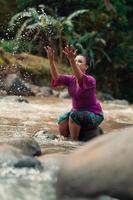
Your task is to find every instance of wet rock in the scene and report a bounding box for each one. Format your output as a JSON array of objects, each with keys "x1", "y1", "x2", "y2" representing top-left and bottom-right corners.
[
  {"x1": 14, "y1": 157, "x2": 42, "y2": 169},
  {"x1": 52, "y1": 89, "x2": 60, "y2": 97},
  {"x1": 59, "y1": 89, "x2": 70, "y2": 98},
  {"x1": 57, "y1": 126, "x2": 133, "y2": 199},
  {"x1": 0, "y1": 89, "x2": 7, "y2": 96},
  {"x1": 97, "y1": 92, "x2": 114, "y2": 101},
  {"x1": 4, "y1": 73, "x2": 34, "y2": 96},
  {"x1": 79, "y1": 127, "x2": 103, "y2": 141},
  {"x1": 37, "y1": 86, "x2": 53, "y2": 96},
  {"x1": 34, "y1": 129, "x2": 58, "y2": 140},
  {"x1": 0, "y1": 138, "x2": 41, "y2": 156},
  {"x1": 0, "y1": 144, "x2": 42, "y2": 168},
  {"x1": 16, "y1": 97, "x2": 29, "y2": 103},
  {"x1": 0, "y1": 144, "x2": 22, "y2": 166},
  {"x1": 30, "y1": 85, "x2": 53, "y2": 97}
]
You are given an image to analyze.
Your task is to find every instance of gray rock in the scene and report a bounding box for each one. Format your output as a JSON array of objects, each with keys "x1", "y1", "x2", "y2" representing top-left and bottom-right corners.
[
  {"x1": 97, "y1": 92, "x2": 114, "y2": 101},
  {"x1": 59, "y1": 89, "x2": 70, "y2": 98},
  {"x1": 0, "y1": 144, "x2": 23, "y2": 166},
  {"x1": 0, "y1": 144, "x2": 42, "y2": 168},
  {"x1": 14, "y1": 157, "x2": 42, "y2": 169},
  {"x1": 39, "y1": 86, "x2": 53, "y2": 96},
  {"x1": 16, "y1": 97, "x2": 29, "y2": 103},
  {"x1": 4, "y1": 74, "x2": 34, "y2": 96},
  {"x1": 33, "y1": 129, "x2": 57, "y2": 140},
  {"x1": 56, "y1": 126, "x2": 133, "y2": 200},
  {"x1": 0, "y1": 137, "x2": 41, "y2": 156},
  {"x1": 52, "y1": 89, "x2": 60, "y2": 97},
  {"x1": 0, "y1": 89, "x2": 7, "y2": 96},
  {"x1": 79, "y1": 127, "x2": 103, "y2": 141}
]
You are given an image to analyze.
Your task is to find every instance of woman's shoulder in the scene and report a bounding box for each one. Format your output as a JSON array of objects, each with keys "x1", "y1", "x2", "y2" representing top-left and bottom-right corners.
[
  {"x1": 84, "y1": 74, "x2": 96, "y2": 82},
  {"x1": 62, "y1": 74, "x2": 75, "y2": 81},
  {"x1": 58, "y1": 74, "x2": 75, "y2": 84},
  {"x1": 85, "y1": 74, "x2": 95, "y2": 79}
]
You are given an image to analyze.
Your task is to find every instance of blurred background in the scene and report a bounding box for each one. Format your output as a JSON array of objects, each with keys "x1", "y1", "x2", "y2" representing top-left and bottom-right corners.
[
  {"x1": 0, "y1": 0, "x2": 133, "y2": 102},
  {"x1": 0, "y1": 3, "x2": 133, "y2": 200}
]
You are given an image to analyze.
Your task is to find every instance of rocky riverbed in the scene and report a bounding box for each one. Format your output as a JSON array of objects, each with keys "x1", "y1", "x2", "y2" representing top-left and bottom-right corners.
[
  {"x1": 0, "y1": 95, "x2": 132, "y2": 200},
  {"x1": 0, "y1": 96, "x2": 132, "y2": 135}
]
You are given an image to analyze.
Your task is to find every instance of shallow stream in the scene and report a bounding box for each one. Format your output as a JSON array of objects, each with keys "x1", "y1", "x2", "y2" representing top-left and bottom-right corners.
[{"x1": 0, "y1": 95, "x2": 132, "y2": 200}]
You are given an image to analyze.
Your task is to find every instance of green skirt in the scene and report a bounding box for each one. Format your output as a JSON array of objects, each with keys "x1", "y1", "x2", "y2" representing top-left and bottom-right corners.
[{"x1": 58, "y1": 111, "x2": 104, "y2": 129}]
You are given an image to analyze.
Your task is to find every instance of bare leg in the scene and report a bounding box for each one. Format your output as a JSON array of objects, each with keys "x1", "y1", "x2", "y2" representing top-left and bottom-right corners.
[
  {"x1": 58, "y1": 120, "x2": 69, "y2": 137},
  {"x1": 69, "y1": 117, "x2": 81, "y2": 140}
]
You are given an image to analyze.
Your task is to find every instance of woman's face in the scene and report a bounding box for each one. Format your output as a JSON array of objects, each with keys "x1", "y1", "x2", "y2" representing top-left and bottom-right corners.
[{"x1": 74, "y1": 55, "x2": 88, "y2": 73}]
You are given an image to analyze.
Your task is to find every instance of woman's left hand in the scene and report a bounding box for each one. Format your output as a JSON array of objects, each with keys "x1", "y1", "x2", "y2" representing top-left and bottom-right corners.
[{"x1": 63, "y1": 45, "x2": 77, "y2": 63}]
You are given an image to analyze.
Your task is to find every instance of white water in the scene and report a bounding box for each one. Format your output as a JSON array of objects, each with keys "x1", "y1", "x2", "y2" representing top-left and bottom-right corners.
[{"x1": 0, "y1": 95, "x2": 132, "y2": 200}]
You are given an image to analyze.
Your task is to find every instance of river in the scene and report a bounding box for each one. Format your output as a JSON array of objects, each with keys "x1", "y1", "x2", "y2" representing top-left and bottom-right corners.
[{"x1": 0, "y1": 95, "x2": 132, "y2": 200}]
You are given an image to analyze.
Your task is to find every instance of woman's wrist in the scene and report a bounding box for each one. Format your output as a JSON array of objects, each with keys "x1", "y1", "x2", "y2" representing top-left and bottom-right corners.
[
  {"x1": 70, "y1": 59, "x2": 75, "y2": 66},
  {"x1": 49, "y1": 59, "x2": 55, "y2": 64}
]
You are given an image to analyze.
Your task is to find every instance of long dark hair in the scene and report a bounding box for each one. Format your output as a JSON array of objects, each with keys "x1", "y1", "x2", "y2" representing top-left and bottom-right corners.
[{"x1": 78, "y1": 54, "x2": 89, "y2": 66}]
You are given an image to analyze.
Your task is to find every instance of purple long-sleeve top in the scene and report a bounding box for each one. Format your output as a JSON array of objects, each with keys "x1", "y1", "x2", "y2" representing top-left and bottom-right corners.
[{"x1": 51, "y1": 74, "x2": 103, "y2": 114}]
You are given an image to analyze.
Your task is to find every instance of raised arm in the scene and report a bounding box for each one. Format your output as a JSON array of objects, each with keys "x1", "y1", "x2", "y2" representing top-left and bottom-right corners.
[
  {"x1": 63, "y1": 45, "x2": 83, "y2": 80},
  {"x1": 44, "y1": 46, "x2": 59, "y2": 80}
]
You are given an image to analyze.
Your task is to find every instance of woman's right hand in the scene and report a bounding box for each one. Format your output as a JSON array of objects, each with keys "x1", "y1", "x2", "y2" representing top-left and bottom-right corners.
[{"x1": 44, "y1": 46, "x2": 55, "y2": 62}]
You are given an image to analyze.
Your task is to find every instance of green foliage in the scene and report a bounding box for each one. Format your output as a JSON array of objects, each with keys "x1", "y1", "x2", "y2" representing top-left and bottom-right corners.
[
  {"x1": 0, "y1": 0, "x2": 133, "y2": 101},
  {"x1": 8, "y1": 8, "x2": 39, "y2": 34},
  {"x1": 0, "y1": 0, "x2": 17, "y2": 31},
  {"x1": 0, "y1": 40, "x2": 15, "y2": 52},
  {"x1": 6, "y1": 7, "x2": 46, "y2": 54},
  {"x1": 72, "y1": 31, "x2": 110, "y2": 67},
  {"x1": 16, "y1": 0, "x2": 37, "y2": 10}
]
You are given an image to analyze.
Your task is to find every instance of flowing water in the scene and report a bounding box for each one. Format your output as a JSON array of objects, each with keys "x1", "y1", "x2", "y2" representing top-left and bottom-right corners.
[
  {"x1": 0, "y1": 167, "x2": 57, "y2": 200},
  {"x1": 0, "y1": 95, "x2": 132, "y2": 200},
  {"x1": 1, "y1": 5, "x2": 131, "y2": 199}
]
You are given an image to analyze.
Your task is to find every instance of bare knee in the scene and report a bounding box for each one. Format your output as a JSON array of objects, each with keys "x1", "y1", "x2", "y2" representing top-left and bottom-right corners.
[
  {"x1": 69, "y1": 117, "x2": 74, "y2": 124},
  {"x1": 59, "y1": 119, "x2": 68, "y2": 128},
  {"x1": 58, "y1": 120, "x2": 69, "y2": 137},
  {"x1": 69, "y1": 117, "x2": 81, "y2": 140}
]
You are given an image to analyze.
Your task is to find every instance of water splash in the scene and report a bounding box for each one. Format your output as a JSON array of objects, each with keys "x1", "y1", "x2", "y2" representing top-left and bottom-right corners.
[{"x1": 0, "y1": 4, "x2": 56, "y2": 58}]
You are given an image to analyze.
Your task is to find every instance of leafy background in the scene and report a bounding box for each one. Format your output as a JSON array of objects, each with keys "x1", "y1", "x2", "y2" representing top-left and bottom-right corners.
[{"x1": 0, "y1": 0, "x2": 133, "y2": 102}]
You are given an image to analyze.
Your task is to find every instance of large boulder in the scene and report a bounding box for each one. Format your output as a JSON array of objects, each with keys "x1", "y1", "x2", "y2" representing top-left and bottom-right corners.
[
  {"x1": 0, "y1": 137, "x2": 41, "y2": 156},
  {"x1": 56, "y1": 126, "x2": 133, "y2": 200},
  {"x1": 0, "y1": 144, "x2": 41, "y2": 168}
]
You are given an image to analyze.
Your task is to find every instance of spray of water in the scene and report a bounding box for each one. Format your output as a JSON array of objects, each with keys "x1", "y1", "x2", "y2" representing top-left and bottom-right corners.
[
  {"x1": 0, "y1": 5, "x2": 56, "y2": 56},
  {"x1": 0, "y1": 5, "x2": 59, "y2": 96}
]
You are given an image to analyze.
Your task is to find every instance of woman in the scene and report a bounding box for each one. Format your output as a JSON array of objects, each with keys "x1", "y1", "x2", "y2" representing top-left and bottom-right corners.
[{"x1": 45, "y1": 45, "x2": 104, "y2": 140}]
